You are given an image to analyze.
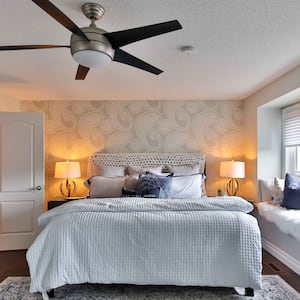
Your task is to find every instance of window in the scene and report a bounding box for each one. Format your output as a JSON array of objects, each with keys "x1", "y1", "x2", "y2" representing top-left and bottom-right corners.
[{"x1": 282, "y1": 102, "x2": 300, "y2": 175}]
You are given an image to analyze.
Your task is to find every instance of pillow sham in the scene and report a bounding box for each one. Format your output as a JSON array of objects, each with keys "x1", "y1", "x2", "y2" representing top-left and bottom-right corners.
[
  {"x1": 282, "y1": 173, "x2": 300, "y2": 209},
  {"x1": 137, "y1": 174, "x2": 172, "y2": 198},
  {"x1": 126, "y1": 165, "x2": 163, "y2": 177},
  {"x1": 165, "y1": 164, "x2": 200, "y2": 175},
  {"x1": 95, "y1": 165, "x2": 125, "y2": 177},
  {"x1": 164, "y1": 164, "x2": 206, "y2": 196},
  {"x1": 171, "y1": 173, "x2": 203, "y2": 199},
  {"x1": 85, "y1": 176, "x2": 125, "y2": 198}
]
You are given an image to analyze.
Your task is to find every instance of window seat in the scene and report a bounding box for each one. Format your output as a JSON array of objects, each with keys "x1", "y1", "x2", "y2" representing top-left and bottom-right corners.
[
  {"x1": 256, "y1": 202, "x2": 300, "y2": 242},
  {"x1": 256, "y1": 179, "x2": 300, "y2": 275}
]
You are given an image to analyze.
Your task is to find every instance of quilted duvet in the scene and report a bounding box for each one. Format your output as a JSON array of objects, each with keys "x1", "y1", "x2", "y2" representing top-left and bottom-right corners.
[{"x1": 27, "y1": 196, "x2": 262, "y2": 294}]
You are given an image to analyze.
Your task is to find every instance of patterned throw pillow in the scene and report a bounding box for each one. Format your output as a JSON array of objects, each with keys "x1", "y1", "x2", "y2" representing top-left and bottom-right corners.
[{"x1": 137, "y1": 174, "x2": 172, "y2": 198}]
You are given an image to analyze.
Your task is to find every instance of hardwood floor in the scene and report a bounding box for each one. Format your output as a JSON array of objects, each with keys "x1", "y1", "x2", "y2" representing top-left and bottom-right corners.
[{"x1": 0, "y1": 249, "x2": 299, "y2": 293}]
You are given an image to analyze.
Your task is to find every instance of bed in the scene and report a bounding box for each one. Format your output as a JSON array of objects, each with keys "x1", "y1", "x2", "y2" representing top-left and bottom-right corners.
[{"x1": 26, "y1": 152, "x2": 262, "y2": 299}]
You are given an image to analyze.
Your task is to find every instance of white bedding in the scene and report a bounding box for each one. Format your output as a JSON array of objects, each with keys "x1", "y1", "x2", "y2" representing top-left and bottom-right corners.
[
  {"x1": 27, "y1": 196, "x2": 262, "y2": 294},
  {"x1": 256, "y1": 202, "x2": 300, "y2": 242}
]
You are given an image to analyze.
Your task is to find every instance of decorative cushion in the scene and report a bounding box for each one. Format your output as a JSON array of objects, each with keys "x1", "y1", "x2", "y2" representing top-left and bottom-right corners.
[
  {"x1": 95, "y1": 165, "x2": 125, "y2": 177},
  {"x1": 165, "y1": 164, "x2": 206, "y2": 196},
  {"x1": 137, "y1": 174, "x2": 172, "y2": 198},
  {"x1": 124, "y1": 176, "x2": 139, "y2": 191},
  {"x1": 271, "y1": 177, "x2": 284, "y2": 204},
  {"x1": 126, "y1": 165, "x2": 163, "y2": 176},
  {"x1": 282, "y1": 173, "x2": 300, "y2": 209},
  {"x1": 85, "y1": 176, "x2": 125, "y2": 198},
  {"x1": 258, "y1": 179, "x2": 274, "y2": 202},
  {"x1": 171, "y1": 173, "x2": 203, "y2": 199}
]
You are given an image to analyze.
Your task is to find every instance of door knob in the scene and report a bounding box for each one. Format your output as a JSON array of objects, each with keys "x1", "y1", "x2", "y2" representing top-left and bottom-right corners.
[{"x1": 35, "y1": 186, "x2": 42, "y2": 190}]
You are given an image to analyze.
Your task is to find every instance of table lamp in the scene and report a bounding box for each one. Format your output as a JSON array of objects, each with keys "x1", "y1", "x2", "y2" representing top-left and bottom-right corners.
[
  {"x1": 55, "y1": 161, "x2": 81, "y2": 198},
  {"x1": 219, "y1": 160, "x2": 245, "y2": 196}
]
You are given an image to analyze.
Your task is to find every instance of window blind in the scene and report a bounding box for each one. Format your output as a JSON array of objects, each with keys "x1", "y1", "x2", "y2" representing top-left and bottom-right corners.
[{"x1": 282, "y1": 102, "x2": 300, "y2": 146}]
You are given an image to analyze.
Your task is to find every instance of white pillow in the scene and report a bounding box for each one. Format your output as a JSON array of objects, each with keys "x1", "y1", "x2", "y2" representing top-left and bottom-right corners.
[
  {"x1": 258, "y1": 179, "x2": 274, "y2": 202},
  {"x1": 271, "y1": 177, "x2": 284, "y2": 204},
  {"x1": 85, "y1": 176, "x2": 125, "y2": 198},
  {"x1": 165, "y1": 164, "x2": 206, "y2": 196},
  {"x1": 171, "y1": 173, "x2": 203, "y2": 199},
  {"x1": 95, "y1": 165, "x2": 125, "y2": 177},
  {"x1": 126, "y1": 165, "x2": 163, "y2": 176}
]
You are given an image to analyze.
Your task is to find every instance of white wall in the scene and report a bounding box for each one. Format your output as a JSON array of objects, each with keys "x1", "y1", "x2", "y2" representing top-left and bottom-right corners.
[{"x1": 257, "y1": 107, "x2": 281, "y2": 179}]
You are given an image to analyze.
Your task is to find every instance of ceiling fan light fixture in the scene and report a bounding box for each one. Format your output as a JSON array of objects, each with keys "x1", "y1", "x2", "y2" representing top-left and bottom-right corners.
[
  {"x1": 70, "y1": 27, "x2": 114, "y2": 68},
  {"x1": 73, "y1": 49, "x2": 111, "y2": 68}
]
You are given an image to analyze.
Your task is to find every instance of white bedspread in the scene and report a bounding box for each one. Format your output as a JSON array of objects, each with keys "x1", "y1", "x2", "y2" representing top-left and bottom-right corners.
[
  {"x1": 256, "y1": 202, "x2": 300, "y2": 242},
  {"x1": 27, "y1": 197, "x2": 262, "y2": 293}
]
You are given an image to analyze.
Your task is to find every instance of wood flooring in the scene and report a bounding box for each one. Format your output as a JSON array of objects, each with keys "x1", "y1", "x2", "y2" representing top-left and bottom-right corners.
[{"x1": 0, "y1": 249, "x2": 299, "y2": 293}]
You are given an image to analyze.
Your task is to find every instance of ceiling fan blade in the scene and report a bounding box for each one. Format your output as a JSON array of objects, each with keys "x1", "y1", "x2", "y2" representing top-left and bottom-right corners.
[
  {"x1": 104, "y1": 20, "x2": 182, "y2": 49},
  {"x1": 32, "y1": 0, "x2": 89, "y2": 41},
  {"x1": 113, "y1": 49, "x2": 163, "y2": 75},
  {"x1": 0, "y1": 45, "x2": 70, "y2": 51},
  {"x1": 75, "y1": 65, "x2": 90, "y2": 80}
]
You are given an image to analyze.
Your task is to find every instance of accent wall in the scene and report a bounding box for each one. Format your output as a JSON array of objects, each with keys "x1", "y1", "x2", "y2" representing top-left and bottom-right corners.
[{"x1": 21, "y1": 100, "x2": 245, "y2": 201}]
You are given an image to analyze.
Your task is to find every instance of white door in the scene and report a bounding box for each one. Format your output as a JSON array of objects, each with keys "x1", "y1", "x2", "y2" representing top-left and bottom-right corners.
[{"x1": 0, "y1": 112, "x2": 44, "y2": 250}]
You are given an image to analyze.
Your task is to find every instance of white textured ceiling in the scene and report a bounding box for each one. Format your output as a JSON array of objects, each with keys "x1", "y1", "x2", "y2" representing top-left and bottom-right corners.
[{"x1": 1, "y1": 0, "x2": 300, "y2": 101}]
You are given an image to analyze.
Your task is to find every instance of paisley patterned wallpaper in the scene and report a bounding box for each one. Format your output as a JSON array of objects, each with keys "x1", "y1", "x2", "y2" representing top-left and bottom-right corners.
[{"x1": 21, "y1": 100, "x2": 245, "y2": 200}]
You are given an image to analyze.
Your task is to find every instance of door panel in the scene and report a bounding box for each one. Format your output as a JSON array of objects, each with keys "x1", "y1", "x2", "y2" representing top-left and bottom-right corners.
[
  {"x1": 0, "y1": 112, "x2": 44, "y2": 250},
  {"x1": 1, "y1": 121, "x2": 34, "y2": 192},
  {"x1": 0, "y1": 201, "x2": 33, "y2": 233}
]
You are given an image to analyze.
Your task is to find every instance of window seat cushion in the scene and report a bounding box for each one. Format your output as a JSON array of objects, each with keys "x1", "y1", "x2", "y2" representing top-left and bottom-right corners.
[{"x1": 256, "y1": 202, "x2": 300, "y2": 242}]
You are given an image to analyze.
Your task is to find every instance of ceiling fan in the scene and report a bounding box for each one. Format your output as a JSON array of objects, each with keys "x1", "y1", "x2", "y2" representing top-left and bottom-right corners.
[{"x1": 0, "y1": 0, "x2": 182, "y2": 80}]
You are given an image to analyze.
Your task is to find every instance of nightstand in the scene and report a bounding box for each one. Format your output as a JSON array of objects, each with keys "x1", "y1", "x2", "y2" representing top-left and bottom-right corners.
[
  {"x1": 47, "y1": 199, "x2": 74, "y2": 210},
  {"x1": 48, "y1": 197, "x2": 85, "y2": 210}
]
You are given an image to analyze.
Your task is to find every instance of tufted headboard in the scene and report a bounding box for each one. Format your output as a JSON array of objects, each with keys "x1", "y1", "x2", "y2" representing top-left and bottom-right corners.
[{"x1": 87, "y1": 152, "x2": 205, "y2": 177}]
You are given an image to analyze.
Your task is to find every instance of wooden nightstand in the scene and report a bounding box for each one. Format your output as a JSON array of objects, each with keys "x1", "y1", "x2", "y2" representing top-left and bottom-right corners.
[
  {"x1": 48, "y1": 199, "x2": 74, "y2": 210},
  {"x1": 48, "y1": 197, "x2": 85, "y2": 210}
]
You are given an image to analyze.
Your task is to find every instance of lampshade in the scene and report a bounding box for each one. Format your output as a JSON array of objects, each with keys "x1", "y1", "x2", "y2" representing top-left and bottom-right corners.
[
  {"x1": 55, "y1": 161, "x2": 81, "y2": 179},
  {"x1": 219, "y1": 161, "x2": 245, "y2": 179},
  {"x1": 73, "y1": 50, "x2": 111, "y2": 68}
]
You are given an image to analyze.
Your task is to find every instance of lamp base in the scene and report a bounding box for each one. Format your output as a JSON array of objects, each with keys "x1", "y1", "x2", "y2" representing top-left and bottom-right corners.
[
  {"x1": 60, "y1": 179, "x2": 77, "y2": 198},
  {"x1": 225, "y1": 178, "x2": 239, "y2": 196}
]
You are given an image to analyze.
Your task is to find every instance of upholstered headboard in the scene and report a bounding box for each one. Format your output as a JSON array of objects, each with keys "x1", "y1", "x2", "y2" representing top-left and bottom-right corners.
[{"x1": 88, "y1": 152, "x2": 205, "y2": 177}]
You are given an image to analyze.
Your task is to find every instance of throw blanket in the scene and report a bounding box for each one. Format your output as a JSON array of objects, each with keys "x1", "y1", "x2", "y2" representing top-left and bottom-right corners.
[{"x1": 27, "y1": 196, "x2": 262, "y2": 294}]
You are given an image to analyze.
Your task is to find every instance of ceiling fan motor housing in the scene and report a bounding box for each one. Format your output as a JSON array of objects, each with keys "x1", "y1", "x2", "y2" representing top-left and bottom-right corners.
[{"x1": 70, "y1": 27, "x2": 115, "y2": 68}]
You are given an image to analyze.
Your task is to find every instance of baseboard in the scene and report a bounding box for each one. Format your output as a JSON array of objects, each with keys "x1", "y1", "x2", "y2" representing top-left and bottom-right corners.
[{"x1": 262, "y1": 238, "x2": 300, "y2": 276}]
